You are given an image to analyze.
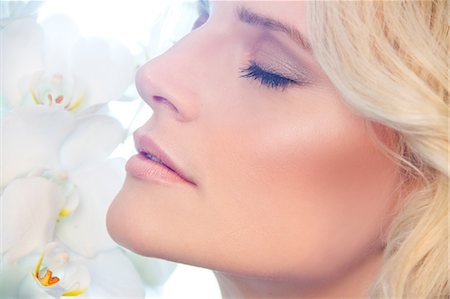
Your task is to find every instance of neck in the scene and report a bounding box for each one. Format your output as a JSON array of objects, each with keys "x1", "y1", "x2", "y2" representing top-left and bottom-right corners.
[{"x1": 213, "y1": 249, "x2": 384, "y2": 299}]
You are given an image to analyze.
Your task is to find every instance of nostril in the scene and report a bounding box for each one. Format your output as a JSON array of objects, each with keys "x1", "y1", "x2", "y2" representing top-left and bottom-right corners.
[{"x1": 153, "y1": 96, "x2": 179, "y2": 113}]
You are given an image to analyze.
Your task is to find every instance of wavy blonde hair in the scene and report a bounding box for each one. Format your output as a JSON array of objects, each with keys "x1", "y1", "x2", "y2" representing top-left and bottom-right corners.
[{"x1": 306, "y1": 1, "x2": 448, "y2": 298}]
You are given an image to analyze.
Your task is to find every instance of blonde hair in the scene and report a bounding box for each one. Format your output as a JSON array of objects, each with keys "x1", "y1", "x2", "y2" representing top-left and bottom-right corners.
[{"x1": 306, "y1": 1, "x2": 448, "y2": 298}]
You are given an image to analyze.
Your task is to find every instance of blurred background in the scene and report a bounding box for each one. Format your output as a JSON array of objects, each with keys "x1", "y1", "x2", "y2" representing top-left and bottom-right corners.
[{"x1": 0, "y1": 0, "x2": 221, "y2": 298}]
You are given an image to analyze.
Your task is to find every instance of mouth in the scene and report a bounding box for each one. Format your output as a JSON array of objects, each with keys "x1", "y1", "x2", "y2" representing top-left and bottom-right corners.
[
  {"x1": 141, "y1": 151, "x2": 172, "y2": 169},
  {"x1": 128, "y1": 131, "x2": 196, "y2": 186}
]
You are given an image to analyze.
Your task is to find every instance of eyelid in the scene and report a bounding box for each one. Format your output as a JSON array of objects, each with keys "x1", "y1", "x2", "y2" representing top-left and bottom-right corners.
[
  {"x1": 252, "y1": 59, "x2": 312, "y2": 86},
  {"x1": 240, "y1": 61, "x2": 299, "y2": 90},
  {"x1": 256, "y1": 62, "x2": 305, "y2": 83},
  {"x1": 250, "y1": 34, "x2": 313, "y2": 82}
]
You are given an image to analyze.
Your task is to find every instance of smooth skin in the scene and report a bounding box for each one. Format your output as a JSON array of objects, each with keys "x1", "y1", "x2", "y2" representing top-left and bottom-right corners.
[{"x1": 107, "y1": 1, "x2": 403, "y2": 298}]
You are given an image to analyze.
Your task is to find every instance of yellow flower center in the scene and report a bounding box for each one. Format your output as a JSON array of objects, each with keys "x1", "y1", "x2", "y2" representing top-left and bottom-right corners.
[
  {"x1": 34, "y1": 254, "x2": 60, "y2": 287},
  {"x1": 30, "y1": 73, "x2": 85, "y2": 111},
  {"x1": 33, "y1": 248, "x2": 89, "y2": 296}
]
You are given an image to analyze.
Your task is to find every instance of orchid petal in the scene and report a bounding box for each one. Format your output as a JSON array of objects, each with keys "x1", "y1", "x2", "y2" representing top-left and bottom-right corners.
[
  {"x1": 1, "y1": 16, "x2": 44, "y2": 108},
  {"x1": 39, "y1": 14, "x2": 80, "y2": 75},
  {"x1": 1, "y1": 177, "x2": 65, "y2": 263},
  {"x1": 17, "y1": 276, "x2": 52, "y2": 299},
  {"x1": 56, "y1": 158, "x2": 126, "y2": 257},
  {"x1": 83, "y1": 248, "x2": 145, "y2": 298},
  {"x1": 59, "y1": 185, "x2": 80, "y2": 217},
  {"x1": 59, "y1": 115, "x2": 124, "y2": 170},
  {"x1": 0, "y1": 255, "x2": 35, "y2": 298},
  {"x1": 59, "y1": 263, "x2": 90, "y2": 296},
  {"x1": 1, "y1": 106, "x2": 75, "y2": 187},
  {"x1": 75, "y1": 102, "x2": 110, "y2": 118},
  {"x1": 71, "y1": 38, "x2": 135, "y2": 106}
]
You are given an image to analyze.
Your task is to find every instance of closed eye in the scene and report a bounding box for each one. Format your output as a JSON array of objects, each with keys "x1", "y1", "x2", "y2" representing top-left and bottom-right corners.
[{"x1": 240, "y1": 62, "x2": 297, "y2": 91}]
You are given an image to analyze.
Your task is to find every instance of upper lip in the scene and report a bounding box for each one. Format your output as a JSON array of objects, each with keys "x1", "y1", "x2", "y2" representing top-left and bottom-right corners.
[{"x1": 133, "y1": 130, "x2": 196, "y2": 185}]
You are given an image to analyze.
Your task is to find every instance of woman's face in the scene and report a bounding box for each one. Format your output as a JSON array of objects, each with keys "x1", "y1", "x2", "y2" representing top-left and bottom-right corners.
[{"x1": 107, "y1": 1, "x2": 401, "y2": 282}]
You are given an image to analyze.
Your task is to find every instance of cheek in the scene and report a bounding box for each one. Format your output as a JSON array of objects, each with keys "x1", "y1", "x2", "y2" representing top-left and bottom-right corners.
[
  {"x1": 201, "y1": 93, "x2": 399, "y2": 278},
  {"x1": 250, "y1": 112, "x2": 397, "y2": 244}
]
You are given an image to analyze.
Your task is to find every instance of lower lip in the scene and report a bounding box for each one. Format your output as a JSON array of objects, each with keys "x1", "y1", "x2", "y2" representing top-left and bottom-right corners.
[{"x1": 125, "y1": 153, "x2": 192, "y2": 185}]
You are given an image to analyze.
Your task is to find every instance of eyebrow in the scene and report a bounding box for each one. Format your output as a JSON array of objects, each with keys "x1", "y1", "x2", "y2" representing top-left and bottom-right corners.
[{"x1": 236, "y1": 6, "x2": 312, "y2": 53}]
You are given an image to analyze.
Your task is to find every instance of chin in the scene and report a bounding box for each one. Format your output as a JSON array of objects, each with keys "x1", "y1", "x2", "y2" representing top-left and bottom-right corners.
[
  {"x1": 105, "y1": 177, "x2": 189, "y2": 260},
  {"x1": 106, "y1": 189, "x2": 132, "y2": 249},
  {"x1": 106, "y1": 183, "x2": 150, "y2": 255}
]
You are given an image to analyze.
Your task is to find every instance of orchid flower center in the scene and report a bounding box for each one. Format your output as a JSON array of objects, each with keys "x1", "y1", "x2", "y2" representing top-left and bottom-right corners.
[
  {"x1": 30, "y1": 73, "x2": 84, "y2": 111},
  {"x1": 34, "y1": 254, "x2": 60, "y2": 287},
  {"x1": 33, "y1": 248, "x2": 88, "y2": 297}
]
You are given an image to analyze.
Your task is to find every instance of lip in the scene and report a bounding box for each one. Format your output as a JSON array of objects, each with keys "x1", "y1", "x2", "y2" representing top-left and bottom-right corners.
[{"x1": 126, "y1": 130, "x2": 196, "y2": 186}]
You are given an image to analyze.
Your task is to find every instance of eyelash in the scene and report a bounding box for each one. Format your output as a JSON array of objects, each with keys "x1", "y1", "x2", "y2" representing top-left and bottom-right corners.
[{"x1": 240, "y1": 62, "x2": 297, "y2": 90}]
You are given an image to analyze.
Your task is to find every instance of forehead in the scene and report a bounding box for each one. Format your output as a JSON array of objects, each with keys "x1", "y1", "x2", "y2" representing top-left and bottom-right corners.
[{"x1": 210, "y1": 0, "x2": 308, "y2": 34}]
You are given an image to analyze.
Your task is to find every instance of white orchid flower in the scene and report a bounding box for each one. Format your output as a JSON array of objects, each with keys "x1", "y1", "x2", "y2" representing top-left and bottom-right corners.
[
  {"x1": 1, "y1": 105, "x2": 125, "y2": 260},
  {"x1": 0, "y1": 105, "x2": 146, "y2": 297},
  {"x1": 0, "y1": 5, "x2": 166, "y2": 298},
  {"x1": 1, "y1": 14, "x2": 135, "y2": 112},
  {"x1": 1, "y1": 12, "x2": 134, "y2": 259},
  {"x1": 32, "y1": 242, "x2": 90, "y2": 297},
  {"x1": 11, "y1": 243, "x2": 145, "y2": 298}
]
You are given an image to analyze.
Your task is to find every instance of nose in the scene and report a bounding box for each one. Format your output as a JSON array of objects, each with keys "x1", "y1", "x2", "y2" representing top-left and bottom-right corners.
[{"x1": 135, "y1": 41, "x2": 202, "y2": 122}]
